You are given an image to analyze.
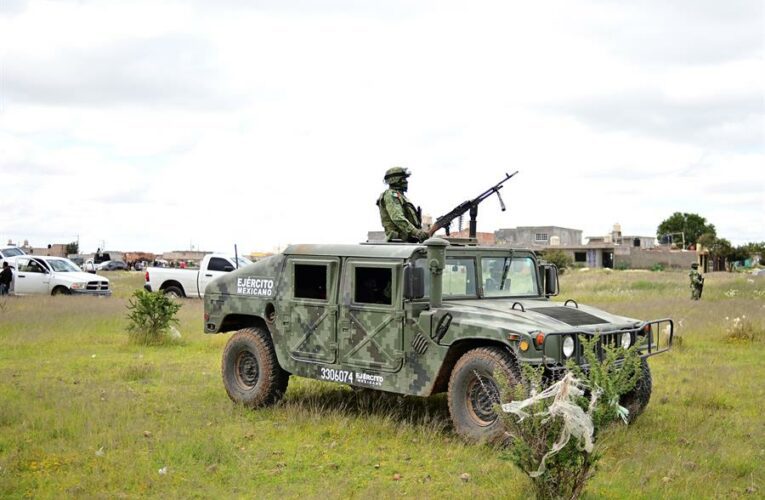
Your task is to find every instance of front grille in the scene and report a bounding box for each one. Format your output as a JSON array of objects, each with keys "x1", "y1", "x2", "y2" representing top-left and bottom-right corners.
[{"x1": 87, "y1": 281, "x2": 109, "y2": 291}]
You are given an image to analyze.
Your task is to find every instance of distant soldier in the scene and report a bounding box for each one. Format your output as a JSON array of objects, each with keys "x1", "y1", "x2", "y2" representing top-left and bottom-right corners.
[
  {"x1": 689, "y1": 263, "x2": 704, "y2": 300},
  {"x1": 376, "y1": 167, "x2": 429, "y2": 243}
]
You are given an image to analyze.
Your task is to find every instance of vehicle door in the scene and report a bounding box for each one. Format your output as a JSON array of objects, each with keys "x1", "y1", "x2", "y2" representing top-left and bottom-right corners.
[
  {"x1": 338, "y1": 260, "x2": 403, "y2": 373},
  {"x1": 282, "y1": 257, "x2": 340, "y2": 363},
  {"x1": 14, "y1": 257, "x2": 51, "y2": 295},
  {"x1": 198, "y1": 257, "x2": 234, "y2": 297}
]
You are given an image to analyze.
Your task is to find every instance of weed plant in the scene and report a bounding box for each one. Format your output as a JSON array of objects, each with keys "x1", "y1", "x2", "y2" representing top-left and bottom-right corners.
[
  {"x1": 498, "y1": 339, "x2": 641, "y2": 499},
  {"x1": 125, "y1": 289, "x2": 182, "y2": 345}
]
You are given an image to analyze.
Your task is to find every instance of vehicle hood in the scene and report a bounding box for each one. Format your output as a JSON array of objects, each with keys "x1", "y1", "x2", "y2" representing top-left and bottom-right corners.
[
  {"x1": 441, "y1": 298, "x2": 640, "y2": 334},
  {"x1": 54, "y1": 271, "x2": 110, "y2": 284}
]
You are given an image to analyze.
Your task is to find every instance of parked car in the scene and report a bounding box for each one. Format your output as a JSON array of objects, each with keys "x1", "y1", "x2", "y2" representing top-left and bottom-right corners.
[
  {"x1": 144, "y1": 254, "x2": 250, "y2": 298},
  {"x1": 98, "y1": 260, "x2": 128, "y2": 271},
  {"x1": 0, "y1": 246, "x2": 26, "y2": 268},
  {"x1": 8, "y1": 255, "x2": 111, "y2": 296}
]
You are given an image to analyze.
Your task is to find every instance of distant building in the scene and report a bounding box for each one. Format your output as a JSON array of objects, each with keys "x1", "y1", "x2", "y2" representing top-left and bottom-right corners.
[
  {"x1": 586, "y1": 223, "x2": 656, "y2": 249},
  {"x1": 160, "y1": 250, "x2": 212, "y2": 263},
  {"x1": 27, "y1": 243, "x2": 68, "y2": 257},
  {"x1": 495, "y1": 226, "x2": 583, "y2": 248},
  {"x1": 448, "y1": 230, "x2": 496, "y2": 246},
  {"x1": 367, "y1": 231, "x2": 386, "y2": 242}
]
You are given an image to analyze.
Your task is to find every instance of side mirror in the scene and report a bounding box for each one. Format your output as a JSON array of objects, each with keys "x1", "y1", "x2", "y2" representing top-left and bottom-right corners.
[
  {"x1": 403, "y1": 264, "x2": 425, "y2": 300},
  {"x1": 223, "y1": 265, "x2": 234, "y2": 272},
  {"x1": 541, "y1": 264, "x2": 559, "y2": 296}
]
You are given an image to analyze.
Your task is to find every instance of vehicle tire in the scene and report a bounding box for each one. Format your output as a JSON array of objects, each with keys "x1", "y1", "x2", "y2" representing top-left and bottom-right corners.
[
  {"x1": 51, "y1": 286, "x2": 71, "y2": 296},
  {"x1": 163, "y1": 285, "x2": 184, "y2": 298},
  {"x1": 221, "y1": 327, "x2": 289, "y2": 408},
  {"x1": 448, "y1": 347, "x2": 519, "y2": 443},
  {"x1": 620, "y1": 358, "x2": 652, "y2": 422}
]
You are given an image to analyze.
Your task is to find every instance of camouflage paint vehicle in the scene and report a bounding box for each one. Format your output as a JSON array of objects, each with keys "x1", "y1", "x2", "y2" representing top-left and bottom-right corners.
[{"x1": 204, "y1": 238, "x2": 673, "y2": 441}]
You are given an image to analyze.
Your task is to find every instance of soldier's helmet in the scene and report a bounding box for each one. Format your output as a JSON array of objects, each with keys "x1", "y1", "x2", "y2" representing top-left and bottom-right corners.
[
  {"x1": 383, "y1": 166, "x2": 411, "y2": 183},
  {"x1": 691, "y1": 263, "x2": 699, "y2": 269}
]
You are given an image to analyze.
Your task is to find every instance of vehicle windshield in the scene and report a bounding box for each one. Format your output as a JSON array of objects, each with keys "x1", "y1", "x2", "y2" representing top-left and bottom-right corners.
[
  {"x1": 235, "y1": 257, "x2": 252, "y2": 267},
  {"x1": 2, "y1": 248, "x2": 25, "y2": 258},
  {"x1": 481, "y1": 255, "x2": 538, "y2": 297},
  {"x1": 47, "y1": 258, "x2": 82, "y2": 272}
]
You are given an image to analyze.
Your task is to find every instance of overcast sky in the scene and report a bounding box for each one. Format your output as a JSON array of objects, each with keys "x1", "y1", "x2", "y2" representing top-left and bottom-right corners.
[{"x1": 1, "y1": 0, "x2": 763, "y2": 254}]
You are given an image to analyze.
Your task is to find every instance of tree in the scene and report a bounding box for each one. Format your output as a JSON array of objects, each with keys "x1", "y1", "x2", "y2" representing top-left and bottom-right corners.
[
  {"x1": 539, "y1": 249, "x2": 573, "y2": 274},
  {"x1": 65, "y1": 241, "x2": 79, "y2": 255},
  {"x1": 657, "y1": 212, "x2": 716, "y2": 248}
]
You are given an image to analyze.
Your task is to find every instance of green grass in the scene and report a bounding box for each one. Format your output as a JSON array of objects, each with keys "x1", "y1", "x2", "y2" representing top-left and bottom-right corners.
[{"x1": 1, "y1": 269, "x2": 764, "y2": 498}]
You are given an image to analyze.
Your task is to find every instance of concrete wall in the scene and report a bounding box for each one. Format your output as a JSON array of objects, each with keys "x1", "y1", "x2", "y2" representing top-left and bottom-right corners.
[{"x1": 614, "y1": 247, "x2": 696, "y2": 269}]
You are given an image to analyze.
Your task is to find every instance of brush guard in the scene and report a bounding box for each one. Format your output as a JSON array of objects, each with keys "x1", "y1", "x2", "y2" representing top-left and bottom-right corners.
[{"x1": 542, "y1": 318, "x2": 674, "y2": 369}]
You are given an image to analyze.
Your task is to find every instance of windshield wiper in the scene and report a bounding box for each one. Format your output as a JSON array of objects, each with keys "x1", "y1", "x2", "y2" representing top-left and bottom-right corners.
[{"x1": 499, "y1": 252, "x2": 513, "y2": 290}]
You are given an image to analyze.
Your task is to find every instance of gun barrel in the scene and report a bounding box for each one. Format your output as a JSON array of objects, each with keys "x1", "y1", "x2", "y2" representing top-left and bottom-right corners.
[{"x1": 428, "y1": 171, "x2": 518, "y2": 236}]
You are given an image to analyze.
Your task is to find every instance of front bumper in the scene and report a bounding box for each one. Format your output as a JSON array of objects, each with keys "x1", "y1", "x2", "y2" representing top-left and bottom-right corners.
[
  {"x1": 71, "y1": 289, "x2": 112, "y2": 297},
  {"x1": 542, "y1": 318, "x2": 674, "y2": 369}
]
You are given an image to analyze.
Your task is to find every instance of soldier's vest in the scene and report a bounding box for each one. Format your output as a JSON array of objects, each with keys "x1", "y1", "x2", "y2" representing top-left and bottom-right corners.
[{"x1": 376, "y1": 189, "x2": 421, "y2": 240}]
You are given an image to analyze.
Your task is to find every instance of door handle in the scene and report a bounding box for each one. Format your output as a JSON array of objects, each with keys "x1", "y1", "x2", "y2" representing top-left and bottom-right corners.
[
  {"x1": 205, "y1": 274, "x2": 213, "y2": 277},
  {"x1": 18, "y1": 275, "x2": 25, "y2": 278}
]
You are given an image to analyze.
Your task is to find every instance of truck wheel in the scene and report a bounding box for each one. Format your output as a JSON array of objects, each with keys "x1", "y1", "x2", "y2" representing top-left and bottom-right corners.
[
  {"x1": 448, "y1": 347, "x2": 519, "y2": 443},
  {"x1": 163, "y1": 285, "x2": 184, "y2": 298},
  {"x1": 221, "y1": 327, "x2": 289, "y2": 407},
  {"x1": 52, "y1": 286, "x2": 71, "y2": 296},
  {"x1": 620, "y1": 358, "x2": 652, "y2": 422}
]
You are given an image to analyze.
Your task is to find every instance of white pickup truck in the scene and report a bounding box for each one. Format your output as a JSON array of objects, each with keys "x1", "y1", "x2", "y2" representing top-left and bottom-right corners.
[
  {"x1": 8, "y1": 255, "x2": 111, "y2": 296},
  {"x1": 144, "y1": 254, "x2": 251, "y2": 298}
]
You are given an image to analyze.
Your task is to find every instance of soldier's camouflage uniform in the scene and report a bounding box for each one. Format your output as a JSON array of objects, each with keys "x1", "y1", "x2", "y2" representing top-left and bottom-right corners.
[
  {"x1": 377, "y1": 167, "x2": 428, "y2": 243},
  {"x1": 689, "y1": 266, "x2": 704, "y2": 300}
]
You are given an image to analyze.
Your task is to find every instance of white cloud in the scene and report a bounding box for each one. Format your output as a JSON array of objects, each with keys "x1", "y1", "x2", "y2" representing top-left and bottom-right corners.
[{"x1": 1, "y1": 0, "x2": 762, "y2": 253}]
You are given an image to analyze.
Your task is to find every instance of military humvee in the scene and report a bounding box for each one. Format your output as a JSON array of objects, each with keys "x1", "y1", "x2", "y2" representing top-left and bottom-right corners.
[{"x1": 204, "y1": 238, "x2": 672, "y2": 441}]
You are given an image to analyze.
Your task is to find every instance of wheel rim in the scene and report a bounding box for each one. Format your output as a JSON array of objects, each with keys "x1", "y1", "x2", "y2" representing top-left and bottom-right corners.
[
  {"x1": 466, "y1": 372, "x2": 500, "y2": 426},
  {"x1": 235, "y1": 351, "x2": 259, "y2": 388}
]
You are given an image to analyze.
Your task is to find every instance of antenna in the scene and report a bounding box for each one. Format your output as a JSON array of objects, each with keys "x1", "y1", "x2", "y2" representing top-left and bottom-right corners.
[{"x1": 234, "y1": 244, "x2": 239, "y2": 269}]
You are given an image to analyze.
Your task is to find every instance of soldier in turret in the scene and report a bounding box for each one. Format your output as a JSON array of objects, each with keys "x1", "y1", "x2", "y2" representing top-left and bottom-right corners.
[
  {"x1": 376, "y1": 167, "x2": 429, "y2": 243},
  {"x1": 689, "y1": 263, "x2": 704, "y2": 300}
]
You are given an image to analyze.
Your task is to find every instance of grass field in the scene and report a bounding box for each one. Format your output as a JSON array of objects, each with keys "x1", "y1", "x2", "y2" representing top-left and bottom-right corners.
[{"x1": 1, "y1": 269, "x2": 763, "y2": 498}]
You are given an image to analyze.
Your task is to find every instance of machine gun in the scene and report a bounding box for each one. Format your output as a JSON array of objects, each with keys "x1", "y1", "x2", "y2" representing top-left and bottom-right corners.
[{"x1": 428, "y1": 171, "x2": 518, "y2": 239}]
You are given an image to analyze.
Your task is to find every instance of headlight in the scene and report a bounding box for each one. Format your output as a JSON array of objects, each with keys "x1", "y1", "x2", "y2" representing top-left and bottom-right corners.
[
  {"x1": 70, "y1": 282, "x2": 87, "y2": 290},
  {"x1": 620, "y1": 333, "x2": 632, "y2": 349},
  {"x1": 562, "y1": 335, "x2": 575, "y2": 358}
]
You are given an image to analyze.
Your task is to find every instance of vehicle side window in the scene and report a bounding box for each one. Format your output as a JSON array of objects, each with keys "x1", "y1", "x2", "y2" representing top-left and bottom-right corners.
[
  {"x1": 207, "y1": 257, "x2": 231, "y2": 272},
  {"x1": 354, "y1": 267, "x2": 392, "y2": 305},
  {"x1": 294, "y1": 264, "x2": 327, "y2": 300},
  {"x1": 443, "y1": 259, "x2": 476, "y2": 296},
  {"x1": 414, "y1": 258, "x2": 476, "y2": 298},
  {"x1": 23, "y1": 259, "x2": 47, "y2": 273}
]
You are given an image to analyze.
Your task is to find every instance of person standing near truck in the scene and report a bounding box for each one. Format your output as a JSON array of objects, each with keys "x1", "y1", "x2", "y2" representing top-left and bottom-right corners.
[
  {"x1": 0, "y1": 262, "x2": 13, "y2": 295},
  {"x1": 376, "y1": 167, "x2": 429, "y2": 243}
]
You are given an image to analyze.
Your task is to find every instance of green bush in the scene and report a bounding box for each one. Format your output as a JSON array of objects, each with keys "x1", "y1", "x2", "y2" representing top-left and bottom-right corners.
[
  {"x1": 498, "y1": 338, "x2": 642, "y2": 499},
  {"x1": 540, "y1": 249, "x2": 573, "y2": 275},
  {"x1": 125, "y1": 290, "x2": 182, "y2": 345}
]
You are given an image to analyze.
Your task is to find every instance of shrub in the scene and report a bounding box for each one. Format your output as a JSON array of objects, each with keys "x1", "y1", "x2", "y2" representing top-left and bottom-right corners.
[
  {"x1": 650, "y1": 263, "x2": 665, "y2": 272},
  {"x1": 126, "y1": 290, "x2": 182, "y2": 345},
  {"x1": 724, "y1": 316, "x2": 762, "y2": 343},
  {"x1": 541, "y1": 250, "x2": 573, "y2": 275},
  {"x1": 497, "y1": 337, "x2": 642, "y2": 499}
]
